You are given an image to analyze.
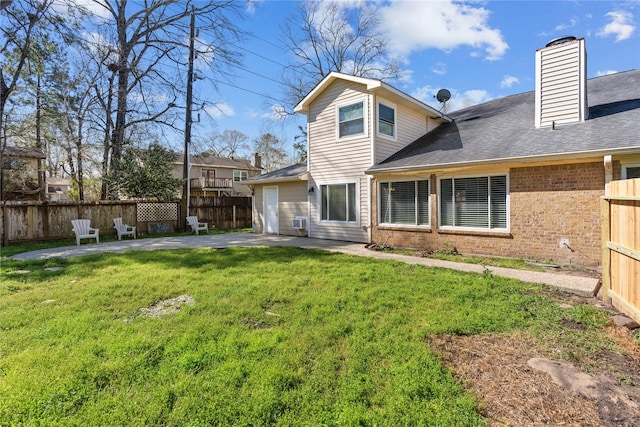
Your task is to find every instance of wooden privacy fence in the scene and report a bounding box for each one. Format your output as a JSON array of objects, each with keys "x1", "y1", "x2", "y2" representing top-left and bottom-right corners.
[
  {"x1": 189, "y1": 196, "x2": 252, "y2": 230},
  {"x1": 601, "y1": 178, "x2": 640, "y2": 323},
  {"x1": 1, "y1": 197, "x2": 252, "y2": 245}
]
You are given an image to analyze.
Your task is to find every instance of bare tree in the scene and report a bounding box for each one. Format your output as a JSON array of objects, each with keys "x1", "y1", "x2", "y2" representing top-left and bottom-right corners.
[
  {"x1": 205, "y1": 129, "x2": 250, "y2": 158},
  {"x1": 281, "y1": 0, "x2": 403, "y2": 106},
  {"x1": 89, "y1": 0, "x2": 243, "y2": 198},
  {"x1": 253, "y1": 133, "x2": 288, "y2": 173}
]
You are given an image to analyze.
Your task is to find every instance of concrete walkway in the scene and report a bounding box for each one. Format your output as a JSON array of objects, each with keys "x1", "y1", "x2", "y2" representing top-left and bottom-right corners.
[{"x1": 10, "y1": 232, "x2": 600, "y2": 297}]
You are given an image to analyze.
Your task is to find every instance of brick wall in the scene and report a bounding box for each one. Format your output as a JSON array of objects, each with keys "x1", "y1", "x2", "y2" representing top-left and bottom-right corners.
[{"x1": 371, "y1": 161, "x2": 606, "y2": 267}]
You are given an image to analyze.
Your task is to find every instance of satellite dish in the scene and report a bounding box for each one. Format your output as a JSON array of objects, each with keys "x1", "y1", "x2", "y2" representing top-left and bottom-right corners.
[{"x1": 436, "y1": 89, "x2": 451, "y2": 103}]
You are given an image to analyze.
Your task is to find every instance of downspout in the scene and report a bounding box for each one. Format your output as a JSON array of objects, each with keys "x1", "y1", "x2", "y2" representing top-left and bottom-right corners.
[
  {"x1": 604, "y1": 155, "x2": 613, "y2": 196},
  {"x1": 367, "y1": 93, "x2": 376, "y2": 243}
]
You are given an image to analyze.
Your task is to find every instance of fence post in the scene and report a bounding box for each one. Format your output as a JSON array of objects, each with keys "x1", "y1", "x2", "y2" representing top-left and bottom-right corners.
[{"x1": 600, "y1": 197, "x2": 611, "y2": 304}]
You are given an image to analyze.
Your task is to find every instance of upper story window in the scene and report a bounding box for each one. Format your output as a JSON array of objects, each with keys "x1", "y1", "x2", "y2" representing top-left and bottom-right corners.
[
  {"x1": 379, "y1": 180, "x2": 429, "y2": 226},
  {"x1": 622, "y1": 164, "x2": 640, "y2": 179},
  {"x1": 233, "y1": 170, "x2": 248, "y2": 182},
  {"x1": 338, "y1": 101, "x2": 364, "y2": 138},
  {"x1": 439, "y1": 174, "x2": 508, "y2": 231},
  {"x1": 378, "y1": 102, "x2": 396, "y2": 139}
]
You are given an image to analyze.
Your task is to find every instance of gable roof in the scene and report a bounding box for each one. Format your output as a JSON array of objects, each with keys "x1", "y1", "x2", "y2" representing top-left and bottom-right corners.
[
  {"x1": 173, "y1": 153, "x2": 260, "y2": 171},
  {"x1": 368, "y1": 69, "x2": 640, "y2": 174},
  {"x1": 294, "y1": 71, "x2": 450, "y2": 122},
  {"x1": 246, "y1": 163, "x2": 308, "y2": 185},
  {"x1": 2, "y1": 145, "x2": 46, "y2": 159}
]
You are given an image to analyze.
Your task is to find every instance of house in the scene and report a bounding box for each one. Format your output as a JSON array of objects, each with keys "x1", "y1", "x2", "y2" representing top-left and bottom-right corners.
[
  {"x1": 172, "y1": 153, "x2": 262, "y2": 197},
  {"x1": 1, "y1": 145, "x2": 46, "y2": 201},
  {"x1": 249, "y1": 37, "x2": 640, "y2": 267},
  {"x1": 46, "y1": 177, "x2": 73, "y2": 202}
]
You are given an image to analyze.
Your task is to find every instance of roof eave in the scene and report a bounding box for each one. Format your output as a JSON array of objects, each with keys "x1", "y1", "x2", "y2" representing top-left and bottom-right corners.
[
  {"x1": 247, "y1": 172, "x2": 310, "y2": 185},
  {"x1": 366, "y1": 146, "x2": 640, "y2": 175}
]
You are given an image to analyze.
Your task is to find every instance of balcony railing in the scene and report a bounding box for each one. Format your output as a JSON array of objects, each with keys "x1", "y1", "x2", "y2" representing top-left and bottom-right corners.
[{"x1": 190, "y1": 177, "x2": 233, "y2": 189}]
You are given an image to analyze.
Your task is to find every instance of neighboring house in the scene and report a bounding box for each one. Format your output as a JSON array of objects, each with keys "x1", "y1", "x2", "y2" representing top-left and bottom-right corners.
[
  {"x1": 1, "y1": 145, "x2": 46, "y2": 201},
  {"x1": 46, "y1": 177, "x2": 73, "y2": 202},
  {"x1": 249, "y1": 37, "x2": 640, "y2": 267},
  {"x1": 172, "y1": 153, "x2": 262, "y2": 197}
]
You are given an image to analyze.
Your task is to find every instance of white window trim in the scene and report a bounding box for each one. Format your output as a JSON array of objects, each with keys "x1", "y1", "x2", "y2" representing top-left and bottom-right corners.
[
  {"x1": 376, "y1": 99, "x2": 397, "y2": 141},
  {"x1": 378, "y1": 179, "x2": 430, "y2": 228},
  {"x1": 437, "y1": 173, "x2": 510, "y2": 232},
  {"x1": 335, "y1": 98, "x2": 368, "y2": 141},
  {"x1": 621, "y1": 163, "x2": 640, "y2": 179},
  {"x1": 316, "y1": 179, "x2": 360, "y2": 226},
  {"x1": 233, "y1": 169, "x2": 248, "y2": 182}
]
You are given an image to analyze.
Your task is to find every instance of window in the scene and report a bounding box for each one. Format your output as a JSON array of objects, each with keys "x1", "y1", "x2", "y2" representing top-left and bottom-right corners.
[
  {"x1": 233, "y1": 170, "x2": 248, "y2": 182},
  {"x1": 378, "y1": 102, "x2": 396, "y2": 138},
  {"x1": 439, "y1": 175, "x2": 508, "y2": 230},
  {"x1": 622, "y1": 164, "x2": 640, "y2": 179},
  {"x1": 379, "y1": 180, "x2": 429, "y2": 226},
  {"x1": 338, "y1": 102, "x2": 364, "y2": 138},
  {"x1": 2, "y1": 159, "x2": 22, "y2": 170},
  {"x1": 320, "y1": 183, "x2": 357, "y2": 222}
]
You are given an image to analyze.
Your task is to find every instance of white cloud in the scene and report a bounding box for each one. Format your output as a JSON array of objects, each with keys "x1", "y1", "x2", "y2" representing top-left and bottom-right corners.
[
  {"x1": 65, "y1": 0, "x2": 112, "y2": 20},
  {"x1": 206, "y1": 102, "x2": 235, "y2": 118},
  {"x1": 500, "y1": 75, "x2": 519, "y2": 89},
  {"x1": 380, "y1": 0, "x2": 508, "y2": 60},
  {"x1": 411, "y1": 85, "x2": 493, "y2": 113},
  {"x1": 596, "y1": 70, "x2": 618, "y2": 77},
  {"x1": 431, "y1": 62, "x2": 447, "y2": 76},
  {"x1": 597, "y1": 11, "x2": 635, "y2": 42},
  {"x1": 555, "y1": 17, "x2": 578, "y2": 32},
  {"x1": 246, "y1": 0, "x2": 264, "y2": 15}
]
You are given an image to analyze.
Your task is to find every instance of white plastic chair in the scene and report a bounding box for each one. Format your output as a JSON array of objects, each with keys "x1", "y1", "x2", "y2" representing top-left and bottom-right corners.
[
  {"x1": 113, "y1": 217, "x2": 136, "y2": 240},
  {"x1": 186, "y1": 216, "x2": 208, "y2": 235},
  {"x1": 71, "y1": 219, "x2": 99, "y2": 246}
]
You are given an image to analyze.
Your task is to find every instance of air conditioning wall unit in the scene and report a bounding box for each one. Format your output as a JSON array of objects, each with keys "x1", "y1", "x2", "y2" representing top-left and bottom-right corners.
[{"x1": 292, "y1": 216, "x2": 307, "y2": 229}]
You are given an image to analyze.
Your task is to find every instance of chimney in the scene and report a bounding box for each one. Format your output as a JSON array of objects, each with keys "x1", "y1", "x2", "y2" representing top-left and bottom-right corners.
[
  {"x1": 535, "y1": 36, "x2": 588, "y2": 128},
  {"x1": 254, "y1": 152, "x2": 262, "y2": 170}
]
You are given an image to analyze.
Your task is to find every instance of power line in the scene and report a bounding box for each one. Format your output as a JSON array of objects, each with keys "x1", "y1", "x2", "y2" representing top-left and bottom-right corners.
[{"x1": 209, "y1": 78, "x2": 289, "y2": 105}]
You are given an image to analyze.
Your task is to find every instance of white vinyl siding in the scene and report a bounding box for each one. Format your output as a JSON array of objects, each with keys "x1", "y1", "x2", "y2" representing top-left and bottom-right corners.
[
  {"x1": 252, "y1": 182, "x2": 308, "y2": 236},
  {"x1": 535, "y1": 38, "x2": 587, "y2": 127},
  {"x1": 308, "y1": 80, "x2": 370, "y2": 242},
  {"x1": 379, "y1": 180, "x2": 429, "y2": 226},
  {"x1": 439, "y1": 174, "x2": 508, "y2": 231},
  {"x1": 374, "y1": 103, "x2": 432, "y2": 163}
]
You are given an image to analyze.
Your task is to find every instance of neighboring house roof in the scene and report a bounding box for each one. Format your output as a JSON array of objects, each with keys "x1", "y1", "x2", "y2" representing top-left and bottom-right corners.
[
  {"x1": 2, "y1": 145, "x2": 46, "y2": 159},
  {"x1": 246, "y1": 163, "x2": 308, "y2": 185},
  {"x1": 368, "y1": 69, "x2": 640, "y2": 173},
  {"x1": 47, "y1": 177, "x2": 72, "y2": 186},
  {"x1": 173, "y1": 153, "x2": 260, "y2": 171},
  {"x1": 294, "y1": 71, "x2": 451, "y2": 122}
]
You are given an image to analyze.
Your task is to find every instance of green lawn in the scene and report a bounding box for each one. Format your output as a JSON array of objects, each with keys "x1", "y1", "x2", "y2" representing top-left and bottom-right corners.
[{"x1": 0, "y1": 247, "x2": 610, "y2": 426}]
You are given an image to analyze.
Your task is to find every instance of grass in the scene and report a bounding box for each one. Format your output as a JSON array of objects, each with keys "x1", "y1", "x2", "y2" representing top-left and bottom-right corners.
[
  {"x1": 0, "y1": 228, "x2": 253, "y2": 258},
  {"x1": 0, "y1": 247, "x2": 618, "y2": 426}
]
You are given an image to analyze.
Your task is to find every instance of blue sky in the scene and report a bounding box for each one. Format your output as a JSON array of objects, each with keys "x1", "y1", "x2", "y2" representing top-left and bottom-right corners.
[{"x1": 82, "y1": 0, "x2": 640, "y2": 159}]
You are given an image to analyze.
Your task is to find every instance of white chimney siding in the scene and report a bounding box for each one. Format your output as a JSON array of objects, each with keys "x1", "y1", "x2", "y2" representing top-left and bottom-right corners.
[{"x1": 535, "y1": 38, "x2": 588, "y2": 128}]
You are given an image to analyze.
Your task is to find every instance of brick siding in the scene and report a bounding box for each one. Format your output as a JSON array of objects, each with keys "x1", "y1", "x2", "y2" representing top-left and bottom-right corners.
[{"x1": 371, "y1": 161, "x2": 607, "y2": 267}]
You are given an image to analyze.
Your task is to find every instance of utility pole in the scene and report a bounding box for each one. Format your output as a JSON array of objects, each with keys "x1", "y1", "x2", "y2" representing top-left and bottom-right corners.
[{"x1": 181, "y1": 7, "x2": 196, "y2": 231}]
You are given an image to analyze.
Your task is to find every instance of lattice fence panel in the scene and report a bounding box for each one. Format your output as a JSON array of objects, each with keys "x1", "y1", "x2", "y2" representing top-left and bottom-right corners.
[{"x1": 137, "y1": 202, "x2": 178, "y2": 222}]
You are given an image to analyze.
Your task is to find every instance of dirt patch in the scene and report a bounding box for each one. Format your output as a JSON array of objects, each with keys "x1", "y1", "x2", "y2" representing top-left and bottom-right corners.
[
  {"x1": 132, "y1": 294, "x2": 195, "y2": 320},
  {"x1": 429, "y1": 325, "x2": 640, "y2": 426}
]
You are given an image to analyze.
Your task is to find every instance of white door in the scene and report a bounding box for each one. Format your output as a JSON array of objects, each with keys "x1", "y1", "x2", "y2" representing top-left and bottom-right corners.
[{"x1": 264, "y1": 187, "x2": 279, "y2": 234}]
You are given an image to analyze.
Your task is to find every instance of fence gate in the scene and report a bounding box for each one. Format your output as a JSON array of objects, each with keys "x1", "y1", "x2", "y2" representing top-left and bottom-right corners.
[{"x1": 601, "y1": 178, "x2": 640, "y2": 322}]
